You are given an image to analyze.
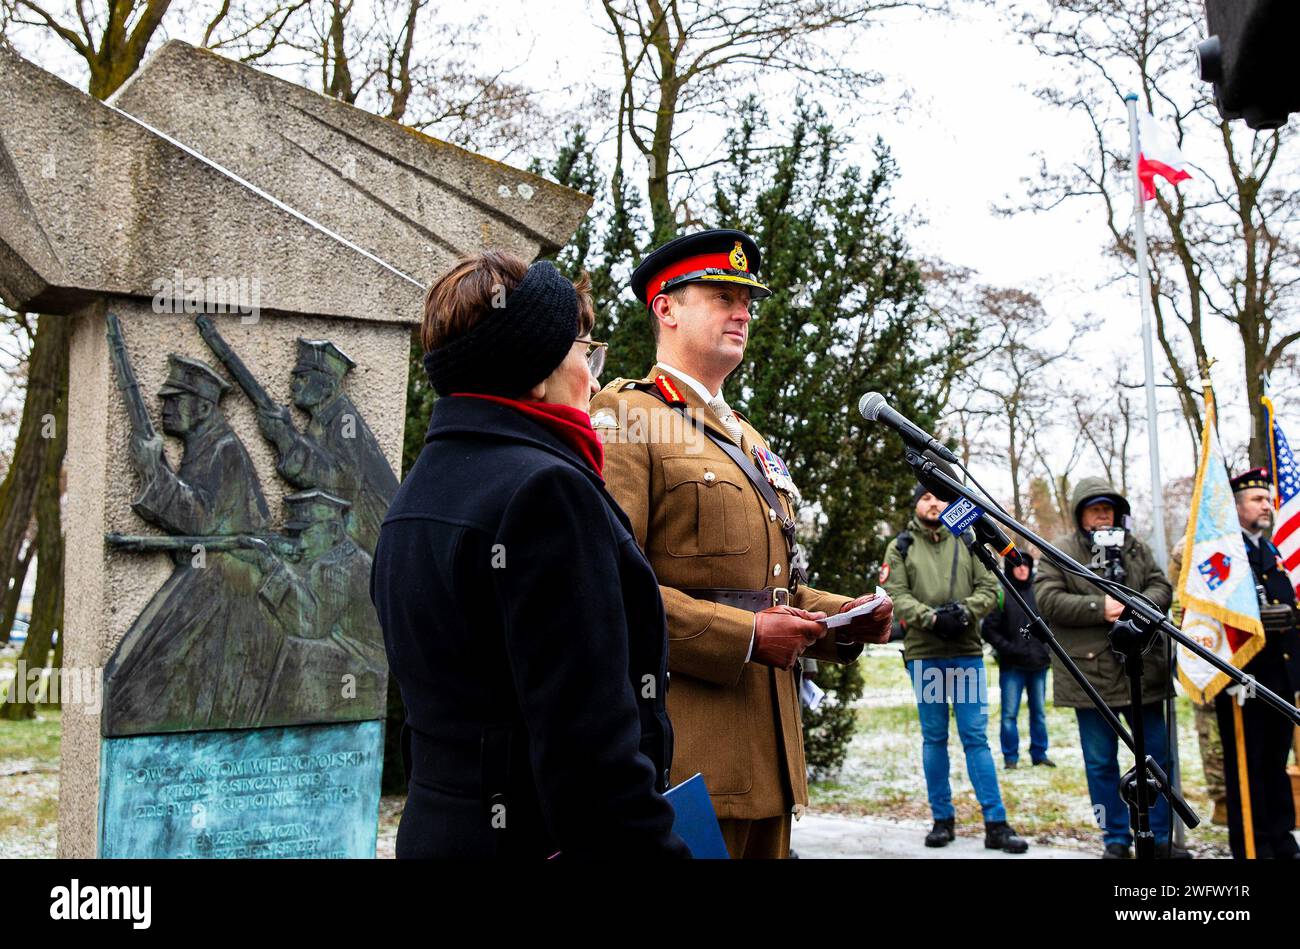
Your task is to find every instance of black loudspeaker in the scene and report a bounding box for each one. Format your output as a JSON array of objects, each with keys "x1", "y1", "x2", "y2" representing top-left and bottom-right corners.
[{"x1": 1198, "y1": 0, "x2": 1300, "y2": 130}]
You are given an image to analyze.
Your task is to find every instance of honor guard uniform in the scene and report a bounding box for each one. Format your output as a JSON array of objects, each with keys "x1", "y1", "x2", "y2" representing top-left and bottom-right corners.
[
  {"x1": 1222, "y1": 467, "x2": 1300, "y2": 859},
  {"x1": 591, "y1": 229, "x2": 877, "y2": 859}
]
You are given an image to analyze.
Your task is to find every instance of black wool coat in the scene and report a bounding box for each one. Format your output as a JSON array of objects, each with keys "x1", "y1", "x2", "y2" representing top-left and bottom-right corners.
[{"x1": 371, "y1": 395, "x2": 689, "y2": 858}]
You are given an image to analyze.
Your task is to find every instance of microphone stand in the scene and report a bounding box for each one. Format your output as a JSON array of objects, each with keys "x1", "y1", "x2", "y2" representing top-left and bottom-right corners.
[
  {"x1": 907, "y1": 449, "x2": 1300, "y2": 857},
  {"x1": 959, "y1": 530, "x2": 1194, "y2": 859}
]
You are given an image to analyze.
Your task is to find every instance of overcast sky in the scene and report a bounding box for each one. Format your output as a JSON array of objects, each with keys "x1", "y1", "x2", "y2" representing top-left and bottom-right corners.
[
  {"x1": 5, "y1": 0, "x2": 1295, "y2": 522},
  {"x1": 446, "y1": 0, "x2": 1270, "y2": 501}
]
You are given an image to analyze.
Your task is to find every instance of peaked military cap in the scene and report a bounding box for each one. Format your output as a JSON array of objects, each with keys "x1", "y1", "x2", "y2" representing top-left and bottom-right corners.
[
  {"x1": 294, "y1": 339, "x2": 356, "y2": 378},
  {"x1": 283, "y1": 489, "x2": 352, "y2": 531},
  {"x1": 1230, "y1": 466, "x2": 1272, "y2": 494},
  {"x1": 630, "y1": 228, "x2": 772, "y2": 306},
  {"x1": 157, "y1": 354, "x2": 230, "y2": 403}
]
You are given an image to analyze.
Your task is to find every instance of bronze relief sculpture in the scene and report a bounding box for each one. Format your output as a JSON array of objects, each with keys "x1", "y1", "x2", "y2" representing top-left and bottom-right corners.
[{"x1": 101, "y1": 315, "x2": 394, "y2": 737}]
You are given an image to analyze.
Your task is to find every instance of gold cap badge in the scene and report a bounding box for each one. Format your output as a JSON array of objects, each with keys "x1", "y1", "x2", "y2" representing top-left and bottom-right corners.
[{"x1": 729, "y1": 241, "x2": 748, "y2": 272}]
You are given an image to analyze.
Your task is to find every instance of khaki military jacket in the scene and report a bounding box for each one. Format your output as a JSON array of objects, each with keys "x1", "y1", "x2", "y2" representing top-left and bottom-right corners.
[{"x1": 590, "y1": 365, "x2": 858, "y2": 821}]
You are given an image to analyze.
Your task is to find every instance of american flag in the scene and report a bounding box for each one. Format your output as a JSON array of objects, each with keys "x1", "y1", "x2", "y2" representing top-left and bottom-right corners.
[{"x1": 1268, "y1": 409, "x2": 1300, "y2": 594}]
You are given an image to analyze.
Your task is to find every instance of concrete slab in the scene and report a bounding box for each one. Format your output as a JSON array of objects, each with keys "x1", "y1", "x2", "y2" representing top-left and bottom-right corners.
[{"x1": 112, "y1": 41, "x2": 591, "y2": 287}]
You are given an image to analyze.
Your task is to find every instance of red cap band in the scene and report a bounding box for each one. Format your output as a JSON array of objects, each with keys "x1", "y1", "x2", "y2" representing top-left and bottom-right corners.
[{"x1": 648, "y1": 251, "x2": 751, "y2": 303}]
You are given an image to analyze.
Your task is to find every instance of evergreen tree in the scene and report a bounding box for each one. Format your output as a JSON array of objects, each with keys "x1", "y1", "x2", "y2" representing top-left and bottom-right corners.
[
  {"x1": 712, "y1": 100, "x2": 971, "y2": 776},
  {"x1": 533, "y1": 126, "x2": 656, "y2": 380}
]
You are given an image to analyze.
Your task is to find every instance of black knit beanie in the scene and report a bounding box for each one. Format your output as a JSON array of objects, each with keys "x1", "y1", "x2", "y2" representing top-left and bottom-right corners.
[
  {"x1": 423, "y1": 260, "x2": 579, "y2": 397},
  {"x1": 911, "y1": 482, "x2": 930, "y2": 506}
]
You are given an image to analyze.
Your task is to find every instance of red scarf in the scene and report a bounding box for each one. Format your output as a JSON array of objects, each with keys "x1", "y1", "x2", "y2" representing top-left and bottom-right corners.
[{"x1": 453, "y1": 393, "x2": 604, "y2": 477}]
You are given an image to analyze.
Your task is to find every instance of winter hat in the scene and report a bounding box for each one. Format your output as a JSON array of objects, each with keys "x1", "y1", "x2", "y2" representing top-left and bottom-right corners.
[{"x1": 423, "y1": 260, "x2": 579, "y2": 397}]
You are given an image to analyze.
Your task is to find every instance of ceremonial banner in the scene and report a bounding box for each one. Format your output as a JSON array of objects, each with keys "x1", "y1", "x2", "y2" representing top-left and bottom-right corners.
[
  {"x1": 1176, "y1": 393, "x2": 1265, "y2": 702},
  {"x1": 1262, "y1": 393, "x2": 1300, "y2": 596}
]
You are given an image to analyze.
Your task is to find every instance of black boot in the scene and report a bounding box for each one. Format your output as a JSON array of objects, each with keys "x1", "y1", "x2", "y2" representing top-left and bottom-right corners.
[
  {"x1": 924, "y1": 818, "x2": 955, "y2": 848},
  {"x1": 985, "y1": 821, "x2": 1029, "y2": 853}
]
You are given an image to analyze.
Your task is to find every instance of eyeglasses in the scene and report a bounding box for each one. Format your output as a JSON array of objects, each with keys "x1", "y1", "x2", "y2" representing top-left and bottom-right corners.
[{"x1": 576, "y1": 337, "x2": 608, "y2": 377}]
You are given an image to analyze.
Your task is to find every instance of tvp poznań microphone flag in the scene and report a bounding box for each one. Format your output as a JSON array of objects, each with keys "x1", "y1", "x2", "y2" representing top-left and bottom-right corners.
[{"x1": 1176, "y1": 393, "x2": 1265, "y2": 703}]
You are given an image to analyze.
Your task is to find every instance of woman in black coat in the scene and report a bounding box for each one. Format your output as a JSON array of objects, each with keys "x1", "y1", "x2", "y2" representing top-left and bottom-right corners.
[{"x1": 371, "y1": 252, "x2": 688, "y2": 858}]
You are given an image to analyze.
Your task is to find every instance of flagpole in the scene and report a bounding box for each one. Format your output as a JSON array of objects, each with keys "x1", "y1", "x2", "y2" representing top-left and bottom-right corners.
[
  {"x1": 1126, "y1": 92, "x2": 1180, "y2": 850},
  {"x1": 1125, "y1": 93, "x2": 1169, "y2": 568},
  {"x1": 1232, "y1": 701, "x2": 1257, "y2": 858}
]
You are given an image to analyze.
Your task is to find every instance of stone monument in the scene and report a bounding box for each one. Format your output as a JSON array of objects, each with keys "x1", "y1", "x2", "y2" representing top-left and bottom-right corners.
[{"x1": 0, "y1": 40, "x2": 591, "y2": 857}]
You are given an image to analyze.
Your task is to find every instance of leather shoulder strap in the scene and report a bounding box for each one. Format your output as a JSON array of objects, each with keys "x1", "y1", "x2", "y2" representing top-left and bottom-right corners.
[
  {"x1": 631, "y1": 381, "x2": 794, "y2": 533},
  {"x1": 896, "y1": 530, "x2": 913, "y2": 561},
  {"x1": 708, "y1": 425, "x2": 793, "y2": 529}
]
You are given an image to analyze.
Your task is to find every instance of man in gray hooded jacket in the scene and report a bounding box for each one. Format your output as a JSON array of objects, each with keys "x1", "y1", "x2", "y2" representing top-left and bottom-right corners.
[{"x1": 1035, "y1": 477, "x2": 1179, "y2": 859}]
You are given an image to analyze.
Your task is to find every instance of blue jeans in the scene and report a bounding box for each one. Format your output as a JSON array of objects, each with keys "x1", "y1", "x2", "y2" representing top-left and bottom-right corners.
[
  {"x1": 907, "y1": 657, "x2": 1006, "y2": 823},
  {"x1": 998, "y1": 667, "x2": 1049, "y2": 764},
  {"x1": 1075, "y1": 704, "x2": 1171, "y2": 848}
]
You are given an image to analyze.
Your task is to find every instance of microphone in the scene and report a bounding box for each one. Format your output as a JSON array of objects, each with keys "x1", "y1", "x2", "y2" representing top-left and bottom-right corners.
[
  {"x1": 858, "y1": 393, "x2": 959, "y2": 464},
  {"x1": 972, "y1": 514, "x2": 1027, "y2": 568},
  {"x1": 913, "y1": 449, "x2": 1026, "y2": 568}
]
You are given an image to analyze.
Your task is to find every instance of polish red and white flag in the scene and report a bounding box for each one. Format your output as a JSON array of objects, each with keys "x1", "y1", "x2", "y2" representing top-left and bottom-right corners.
[{"x1": 1137, "y1": 111, "x2": 1193, "y2": 201}]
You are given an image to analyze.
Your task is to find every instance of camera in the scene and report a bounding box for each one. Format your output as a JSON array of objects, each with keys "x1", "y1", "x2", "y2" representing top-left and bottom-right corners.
[
  {"x1": 932, "y1": 602, "x2": 969, "y2": 640},
  {"x1": 1089, "y1": 529, "x2": 1128, "y2": 584},
  {"x1": 1090, "y1": 528, "x2": 1126, "y2": 549}
]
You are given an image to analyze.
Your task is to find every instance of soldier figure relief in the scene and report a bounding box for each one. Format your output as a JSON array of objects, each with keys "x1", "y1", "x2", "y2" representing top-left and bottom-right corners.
[{"x1": 101, "y1": 315, "x2": 394, "y2": 736}]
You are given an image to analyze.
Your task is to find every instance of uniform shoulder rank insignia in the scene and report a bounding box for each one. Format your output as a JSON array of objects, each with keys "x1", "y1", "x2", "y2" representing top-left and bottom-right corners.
[
  {"x1": 653, "y1": 373, "x2": 687, "y2": 406},
  {"x1": 752, "y1": 445, "x2": 801, "y2": 504},
  {"x1": 729, "y1": 240, "x2": 748, "y2": 272}
]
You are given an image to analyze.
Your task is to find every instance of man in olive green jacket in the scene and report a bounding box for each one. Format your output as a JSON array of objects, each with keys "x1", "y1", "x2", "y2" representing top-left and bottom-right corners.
[
  {"x1": 881, "y1": 486, "x2": 1027, "y2": 853},
  {"x1": 1034, "y1": 475, "x2": 1177, "y2": 859}
]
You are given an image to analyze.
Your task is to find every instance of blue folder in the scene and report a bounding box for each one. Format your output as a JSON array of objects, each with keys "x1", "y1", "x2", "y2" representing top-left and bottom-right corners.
[{"x1": 665, "y1": 772, "x2": 729, "y2": 858}]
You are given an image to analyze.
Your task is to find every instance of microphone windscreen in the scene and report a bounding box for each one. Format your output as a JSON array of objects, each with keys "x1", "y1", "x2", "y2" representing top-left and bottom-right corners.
[{"x1": 858, "y1": 391, "x2": 886, "y2": 421}]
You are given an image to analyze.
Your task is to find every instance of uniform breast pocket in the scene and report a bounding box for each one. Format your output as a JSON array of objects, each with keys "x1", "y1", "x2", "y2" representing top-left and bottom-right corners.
[{"x1": 660, "y1": 456, "x2": 752, "y2": 557}]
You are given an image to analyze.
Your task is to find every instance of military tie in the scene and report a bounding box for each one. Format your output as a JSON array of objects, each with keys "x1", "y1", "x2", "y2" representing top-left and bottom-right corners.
[{"x1": 708, "y1": 394, "x2": 744, "y2": 446}]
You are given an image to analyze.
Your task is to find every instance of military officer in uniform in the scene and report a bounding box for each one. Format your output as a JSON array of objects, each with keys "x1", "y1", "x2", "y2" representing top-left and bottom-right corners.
[
  {"x1": 1221, "y1": 468, "x2": 1300, "y2": 859},
  {"x1": 590, "y1": 228, "x2": 894, "y2": 859}
]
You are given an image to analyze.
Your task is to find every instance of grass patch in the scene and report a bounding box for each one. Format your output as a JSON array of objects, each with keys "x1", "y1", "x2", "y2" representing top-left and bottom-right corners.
[
  {"x1": 0, "y1": 707, "x2": 61, "y2": 858},
  {"x1": 0, "y1": 707, "x2": 61, "y2": 763}
]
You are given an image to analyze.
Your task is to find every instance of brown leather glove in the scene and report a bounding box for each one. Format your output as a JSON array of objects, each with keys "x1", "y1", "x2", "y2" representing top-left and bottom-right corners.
[
  {"x1": 752, "y1": 605, "x2": 827, "y2": 670},
  {"x1": 834, "y1": 593, "x2": 894, "y2": 644}
]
